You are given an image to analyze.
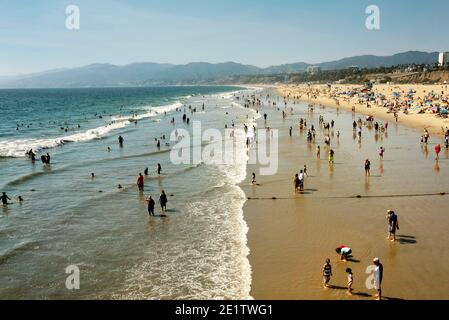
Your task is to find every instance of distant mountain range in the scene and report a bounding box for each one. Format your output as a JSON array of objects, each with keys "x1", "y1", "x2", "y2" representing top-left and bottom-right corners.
[{"x1": 0, "y1": 51, "x2": 439, "y2": 88}]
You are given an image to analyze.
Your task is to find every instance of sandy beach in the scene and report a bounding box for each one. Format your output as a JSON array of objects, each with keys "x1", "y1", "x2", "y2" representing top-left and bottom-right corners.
[
  {"x1": 276, "y1": 84, "x2": 449, "y2": 137},
  {"x1": 240, "y1": 87, "x2": 449, "y2": 300}
]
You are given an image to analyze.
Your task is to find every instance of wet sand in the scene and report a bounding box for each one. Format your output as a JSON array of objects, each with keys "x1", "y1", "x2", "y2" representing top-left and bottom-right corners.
[{"x1": 241, "y1": 89, "x2": 449, "y2": 300}]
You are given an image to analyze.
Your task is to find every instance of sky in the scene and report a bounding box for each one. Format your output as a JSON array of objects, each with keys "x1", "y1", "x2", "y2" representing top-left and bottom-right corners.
[{"x1": 1, "y1": 0, "x2": 448, "y2": 76}]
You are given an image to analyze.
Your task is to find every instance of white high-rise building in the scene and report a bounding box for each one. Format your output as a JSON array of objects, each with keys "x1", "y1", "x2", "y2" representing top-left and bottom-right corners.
[{"x1": 438, "y1": 52, "x2": 449, "y2": 67}]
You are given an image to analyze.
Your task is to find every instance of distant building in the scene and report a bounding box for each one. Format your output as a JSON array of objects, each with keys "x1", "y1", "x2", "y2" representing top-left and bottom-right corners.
[
  {"x1": 438, "y1": 52, "x2": 449, "y2": 67},
  {"x1": 306, "y1": 66, "x2": 321, "y2": 74},
  {"x1": 348, "y1": 65, "x2": 359, "y2": 71}
]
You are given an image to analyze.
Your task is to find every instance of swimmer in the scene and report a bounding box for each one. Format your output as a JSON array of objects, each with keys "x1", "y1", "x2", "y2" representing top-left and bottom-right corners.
[
  {"x1": 91, "y1": 173, "x2": 95, "y2": 179},
  {"x1": 1, "y1": 192, "x2": 11, "y2": 205}
]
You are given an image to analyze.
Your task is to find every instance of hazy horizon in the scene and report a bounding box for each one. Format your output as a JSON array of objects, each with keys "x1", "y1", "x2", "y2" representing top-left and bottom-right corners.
[{"x1": 1, "y1": 0, "x2": 448, "y2": 76}]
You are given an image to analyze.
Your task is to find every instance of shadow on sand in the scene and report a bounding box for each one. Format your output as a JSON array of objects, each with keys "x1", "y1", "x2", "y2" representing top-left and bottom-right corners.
[{"x1": 327, "y1": 285, "x2": 404, "y2": 300}]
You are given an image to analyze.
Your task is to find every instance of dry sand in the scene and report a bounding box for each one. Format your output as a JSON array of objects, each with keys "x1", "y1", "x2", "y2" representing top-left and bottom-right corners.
[
  {"x1": 240, "y1": 87, "x2": 449, "y2": 300},
  {"x1": 276, "y1": 84, "x2": 449, "y2": 136}
]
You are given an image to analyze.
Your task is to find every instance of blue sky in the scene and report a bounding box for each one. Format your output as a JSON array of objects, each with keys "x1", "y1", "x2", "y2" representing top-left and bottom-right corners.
[{"x1": 0, "y1": 0, "x2": 448, "y2": 76}]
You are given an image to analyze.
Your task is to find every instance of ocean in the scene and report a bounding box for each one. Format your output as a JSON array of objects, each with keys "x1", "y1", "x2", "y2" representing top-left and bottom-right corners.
[{"x1": 0, "y1": 86, "x2": 258, "y2": 299}]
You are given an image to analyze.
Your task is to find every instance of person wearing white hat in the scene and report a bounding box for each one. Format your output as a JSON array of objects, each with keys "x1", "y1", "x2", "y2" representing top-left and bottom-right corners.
[{"x1": 373, "y1": 257, "x2": 383, "y2": 300}]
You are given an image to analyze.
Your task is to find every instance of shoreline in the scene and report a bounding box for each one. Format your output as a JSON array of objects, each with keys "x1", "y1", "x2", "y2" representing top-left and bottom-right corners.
[{"x1": 240, "y1": 86, "x2": 449, "y2": 300}]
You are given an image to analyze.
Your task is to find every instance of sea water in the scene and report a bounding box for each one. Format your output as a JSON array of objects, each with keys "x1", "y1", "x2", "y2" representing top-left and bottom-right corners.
[{"x1": 0, "y1": 86, "x2": 257, "y2": 299}]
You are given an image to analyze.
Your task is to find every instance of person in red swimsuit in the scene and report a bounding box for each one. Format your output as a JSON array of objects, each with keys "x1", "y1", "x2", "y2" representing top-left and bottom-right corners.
[{"x1": 137, "y1": 173, "x2": 144, "y2": 191}]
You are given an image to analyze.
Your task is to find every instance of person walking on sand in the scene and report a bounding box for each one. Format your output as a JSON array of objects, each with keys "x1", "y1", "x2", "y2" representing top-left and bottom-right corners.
[
  {"x1": 365, "y1": 159, "x2": 371, "y2": 176},
  {"x1": 386, "y1": 209, "x2": 399, "y2": 241},
  {"x1": 346, "y1": 268, "x2": 354, "y2": 295},
  {"x1": 316, "y1": 145, "x2": 321, "y2": 159},
  {"x1": 373, "y1": 258, "x2": 383, "y2": 300},
  {"x1": 435, "y1": 144, "x2": 441, "y2": 160},
  {"x1": 137, "y1": 173, "x2": 144, "y2": 191},
  {"x1": 322, "y1": 258, "x2": 333, "y2": 288},
  {"x1": 251, "y1": 172, "x2": 256, "y2": 185},
  {"x1": 146, "y1": 195, "x2": 155, "y2": 216},
  {"x1": 159, "y1": 190, "x2": 168, "y2": 215}
]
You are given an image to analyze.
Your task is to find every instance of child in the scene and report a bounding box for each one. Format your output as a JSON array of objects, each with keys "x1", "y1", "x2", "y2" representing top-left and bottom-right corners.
[
  {"x1": 322, "y1": 258, "x2": 332, "y2": 288},
  {"x1": 346, "y1": 268, "x2": 353, "y2": 295}
]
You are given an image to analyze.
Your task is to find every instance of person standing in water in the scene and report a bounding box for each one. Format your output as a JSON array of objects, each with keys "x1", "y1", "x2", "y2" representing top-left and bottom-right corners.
[
  {"x1": 379, "y1": 146, "x2": 385, "y2": 159},
  {"x1": 146, "y1": 195, "x2": 155, "y2": 216},
  {"x1": 346, "y1": 268, "x2": 354, "y2": 295},
  {"x1": 316, "y1": 145, "x2": 321, "y2": 159},
  {"x1": 298, "y1": 170, "x2": 305, "y2": 191},
  {"x1": 365, "y1": 159, "x2": 371, "y2": 176},
  {"x1": 294, "y1": 174, "x2": 300, "y2": 193},
  {"x1": 137, "y1": 173, "x2": 144, "y2": 191},
  {"x1": 373, "y1": 258, "x2": 383, "y2": 300},
  {"x1": 1, "y1": 192, "x2": 11, "y2": 205},
  {"x1": 159, "y1": 190, "x2": 168, "y2": 214},
  {"x1": 386, "y1": 209, "x2": 399, "y2": 241},
  {"x1": 435, "y1": 143, "x2": 441, "y2": 160},
  {"x1": 118, "y1": 135, "x2": 124, "y2": 146},
  {"x1": 157, "y1": 163, "x2": 162, "y2": 175},
  {"x1": 328, "y1": 149, "x2": 335, "y2": 165},
  {"x1": 322, "y1": 258, "x2": 333, "y2": 289}
]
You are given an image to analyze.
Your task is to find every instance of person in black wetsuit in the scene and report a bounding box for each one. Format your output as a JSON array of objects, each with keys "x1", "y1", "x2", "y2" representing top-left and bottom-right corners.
[
  {"x1": 1, "y1": 192, "x2": 11, "y2": 205},
  {"x1": 159, "y1": 190, "x2": 168, "y2": 214},
  {"x1": 118, "y1": 135, "x2": 124, "y2": 146}
]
